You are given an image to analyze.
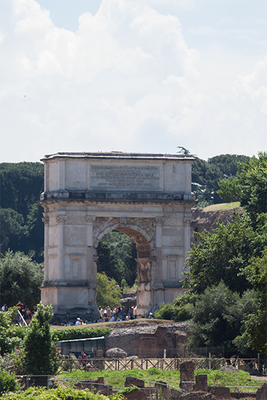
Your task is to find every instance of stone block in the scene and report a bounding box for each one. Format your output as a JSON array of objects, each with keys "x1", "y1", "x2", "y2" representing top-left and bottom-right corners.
[
  {"x1": 95, "y1": 350, "x2": 103, "y2": 358},
  {"x1": 194, "y1": 375, "x2": 208, "y2": 392},
  {"x1": 124, "y1": 389, "x2": 147, "y2": 400},
  {"x1": 210, "y1": 386, "x2": 230, "y2": 399},
  {"x1": 125, "y1": 376, "x2": 145, "y2": 388},
  {"x1": 180, "y1": 361, "x2": 195, "y2": 391},
  {"x1": 256, "y1": 383, "x2": 267, "y2": 400}
]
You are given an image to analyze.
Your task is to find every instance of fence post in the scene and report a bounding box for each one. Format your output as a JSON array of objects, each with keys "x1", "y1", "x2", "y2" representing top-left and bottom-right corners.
[{"x1": 257, "y1": 353, "x2": 261, "y2": 374}]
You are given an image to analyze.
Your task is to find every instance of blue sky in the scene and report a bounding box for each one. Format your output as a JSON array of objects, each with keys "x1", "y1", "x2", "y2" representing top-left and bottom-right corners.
[{"x1": 1, "y1": 0, "x2": 266, "y2": 162}]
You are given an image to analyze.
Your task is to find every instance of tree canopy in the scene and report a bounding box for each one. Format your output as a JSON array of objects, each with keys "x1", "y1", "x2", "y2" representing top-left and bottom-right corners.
[
  {"x1": 96, "y1": 272, "x2": 122, "y2": 309},
  {"x1": 183, "y1": 212, "x2": 264, "y2": 294},
  {"x1": 97, "y1": 230, "x2": 137, "y2": 287},
  {"x1": 0, "y1": 251, "x2": 43, "y2": 309},
  {"x1": 22, "y1": 302, "x2": 59, "y2": 375}
]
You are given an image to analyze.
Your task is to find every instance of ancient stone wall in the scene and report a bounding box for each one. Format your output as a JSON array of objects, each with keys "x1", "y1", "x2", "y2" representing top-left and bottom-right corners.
[{"x1": 105, "y1": 321, "x2": 189, "y2": 358}]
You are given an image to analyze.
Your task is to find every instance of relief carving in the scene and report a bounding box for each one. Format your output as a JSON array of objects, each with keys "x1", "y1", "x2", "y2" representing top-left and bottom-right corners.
[
  {"x1": 137, "y1": 259, "x2": 152, "y2": 283},
  {"x1": 93, "y1": 217, "x2": 157, "y2": 246},
  {"x1": 93, "y1": 217, "x2": 120, "y2": 241}
]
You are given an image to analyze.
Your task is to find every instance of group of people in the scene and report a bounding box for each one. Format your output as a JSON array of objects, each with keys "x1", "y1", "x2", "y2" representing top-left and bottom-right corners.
[
  {"x1": 97, "y1": 304, "x2": 135, "y2": 322},
  {"x1": 62, "y1": 304, "x2": 137, "y2": 326},
  {"x1": 15, "y1": 301, "x2": 37, "y2": 324},
  {"x1": 1, "y1": 301, "x2": 37, "y2": 325}
]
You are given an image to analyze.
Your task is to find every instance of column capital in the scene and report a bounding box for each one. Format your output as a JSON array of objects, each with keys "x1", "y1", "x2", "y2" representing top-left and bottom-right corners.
[
  {"x1": 183, "y1": 217, "x2": 192, "y2": 225},
  {"x1": 42, "y1": 216, "x2": 49, "y2": 225},
  {"x1": 85, "y1": 215, "x2": 96, "y2": 223},
  {"x1": 56, "y1": 215, "x2": 67, "y2": 224},
  {"x1": 155, "y1": 217, "x2": 164, "y2": 225}
]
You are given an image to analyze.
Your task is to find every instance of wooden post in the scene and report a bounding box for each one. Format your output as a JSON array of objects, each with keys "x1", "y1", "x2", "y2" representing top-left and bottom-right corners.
[{"x1": 209, "y1": 352, "x2": 211, "y2": 370}]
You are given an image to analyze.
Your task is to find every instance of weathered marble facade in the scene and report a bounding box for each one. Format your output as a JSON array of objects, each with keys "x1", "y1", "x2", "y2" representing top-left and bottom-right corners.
[{"x1": 39, "y1": 152, "x2": 195, "y2": 320}]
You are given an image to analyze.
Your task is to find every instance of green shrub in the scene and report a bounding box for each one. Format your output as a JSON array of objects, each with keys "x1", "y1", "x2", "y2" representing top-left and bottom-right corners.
[
  {"x1": 154, "y1": 303, "x2": 174, "y2": 320},
  {"x1": 22, "y1": 303, "x2": 59, "y2": 375},
  {"x1": 51, "y1": 327, "x2": 112, "y2": 341},
  {"x1": 1, "y1": 386, "x2": 122, "y2": 399},
  {"x1": 0, "y1": 370, "x2": 19, "y2": 393}
]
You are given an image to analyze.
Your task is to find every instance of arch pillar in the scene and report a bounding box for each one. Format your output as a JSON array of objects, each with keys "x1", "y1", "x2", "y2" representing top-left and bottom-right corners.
[
  {"x1": 152, "y1": 217, "x2": 165, "y2": 309},
  {"x1": 85, "y1": 216, "x2": 97, "y2": 305},
  {"x1": 136, "y1": 257, "x2": 156, "y2": 317},
  {"x1": 56, "y1": 215, "x2": 67, "y2": 281}
]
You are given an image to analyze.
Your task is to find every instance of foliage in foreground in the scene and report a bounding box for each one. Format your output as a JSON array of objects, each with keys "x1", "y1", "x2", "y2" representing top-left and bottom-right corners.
[
  {"x1": 1, "y1": 386, "x2": 122, "y2": 399},
  {"x1": 237, "y1": 246, "x2": 267, "y2": 356},
  {"x1": 0, "y1": 370, "x2": 19, "y2": 394},
  {"x1": 0, "y1": 307, "x2": 25, "y2": 356},
  {"x1": 21, "y1": 303, "x2": 59, "y2": 375}
]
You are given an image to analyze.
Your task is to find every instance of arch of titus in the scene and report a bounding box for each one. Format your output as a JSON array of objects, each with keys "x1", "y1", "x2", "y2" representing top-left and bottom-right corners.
[{"x1": 39, "y1": 152, "x2": 195, "y2": 320}]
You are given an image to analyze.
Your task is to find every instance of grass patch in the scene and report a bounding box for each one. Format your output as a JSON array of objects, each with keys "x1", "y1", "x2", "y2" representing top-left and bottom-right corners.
[
  {"x1": 203, "y1": 202, "x2": 241, "y2": 212},
  {"x1": 196, "y1": 369, "x2": 262, "y2": 391},
  {"x1": 60, "y1": 368, "x2": 181, "y2": 389},
  {"x1": 60, "y1": 368, "x2": 262, "y2": 391}
]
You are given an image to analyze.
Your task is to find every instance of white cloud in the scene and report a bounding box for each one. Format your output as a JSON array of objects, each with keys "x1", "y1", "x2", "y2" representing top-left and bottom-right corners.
[
  {"x1": 13, "y1": 0, "x2": 53, "y2": 33},
  {"x1": 1, "y1": 0, "x2": 266, "y2": 162},
  {"x1": 234, "y1": 56, "x2": 267, "y2": 114}
]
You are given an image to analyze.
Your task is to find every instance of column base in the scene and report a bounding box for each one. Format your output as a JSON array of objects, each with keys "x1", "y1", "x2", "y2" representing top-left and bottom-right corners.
[{"x1": 41, "y1": 285, "x2": 99, "y2": 323}]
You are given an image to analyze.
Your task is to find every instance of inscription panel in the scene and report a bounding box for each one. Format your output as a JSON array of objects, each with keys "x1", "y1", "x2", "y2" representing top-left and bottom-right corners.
[{"x1": 90, "y1": 166, "x2": 160, "y2": 190}]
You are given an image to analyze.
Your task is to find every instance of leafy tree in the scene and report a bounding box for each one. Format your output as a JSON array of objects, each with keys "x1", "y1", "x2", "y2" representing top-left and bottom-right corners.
[
  {"x1": 217, "y1": 176, "x2": 241, "y2": 203},
  {"x1": 187, "y1": 282, "x2": 258, "y2": 357},
  {"x1": 97, "y1": 241, "x2": 124, "y2": 285},
  {"x1": 0, "y1": 251, "x2": 44, "y2": 309},
  {"x1": 155, "y1": 291, "x2": 198, "y2": 321},
  {"x1": 96, "y1": 272, "x2": 121, "y2": 309},
  {"x1": 184, "y1": 212, "x2": 263, "y2": 294},
  {"x1": 237, "y1": 152, "x2": 267, "y2": 224},
  {"x1": 0, "y1": 162, "x2": 44, "y2": 262},
  {"x1": 192, "y1": 154, "x2": 249, "y2": 206},
  {"x1": 172, "y1": 291, "x2": 198, "y2": 321},
  {"x1": 0, "y1": 162, "x2": 44, "y2": 219},
  {"x1": 22, "y1": 302, "x2": 59, "y2": 375},
  {"x1": 97, "y1": 231, "x2": 137, "y2": 287},
  {"x1": 241, "y1": 246, "x2": 267, "y2": 356},
  {"x1": 154, "y1": 302, "x2": 175, "y2": 320},
  {"x1": 0, "y1": 208, "x2": 24, "y2": 252}
]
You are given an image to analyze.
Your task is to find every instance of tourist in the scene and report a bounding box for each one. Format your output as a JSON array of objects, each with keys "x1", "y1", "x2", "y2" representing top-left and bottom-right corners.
[
  {"x1": 75, "y1": 317, "x2": 82, "y2": 325},
  {"x1": 106, "y1": 305, "x2": 111, "y2": 320}
]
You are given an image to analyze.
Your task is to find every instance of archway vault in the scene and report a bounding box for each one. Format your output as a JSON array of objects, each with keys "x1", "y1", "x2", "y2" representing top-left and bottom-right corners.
[
  {"x1": 39, "y1": 151, "x2": 195, "y2": 321},
  {"x1": 93, "y1": 217, "x2": 154, "y2": 258}
]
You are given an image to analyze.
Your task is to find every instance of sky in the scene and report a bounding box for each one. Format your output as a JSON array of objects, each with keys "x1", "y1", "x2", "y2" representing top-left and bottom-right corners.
[{"x1": 0, "y1": 0, "x2": 266, "y2": 163}]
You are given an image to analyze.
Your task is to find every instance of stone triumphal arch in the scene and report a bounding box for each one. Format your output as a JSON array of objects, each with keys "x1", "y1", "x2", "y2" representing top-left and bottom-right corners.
[{"x1": 39, "y1": 152, "x2": 195, "y2": 320}]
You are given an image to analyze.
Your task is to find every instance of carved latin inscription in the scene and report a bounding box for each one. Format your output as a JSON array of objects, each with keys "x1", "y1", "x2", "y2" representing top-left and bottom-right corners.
[{"x1": 90, "y1": 166, "x2": 160, "y2": 190}]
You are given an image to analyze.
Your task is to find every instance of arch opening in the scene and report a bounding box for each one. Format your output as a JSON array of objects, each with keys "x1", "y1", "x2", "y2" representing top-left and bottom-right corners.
[{"x1": 95, "y1": 223, "x2": 154, "y2": 318}]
